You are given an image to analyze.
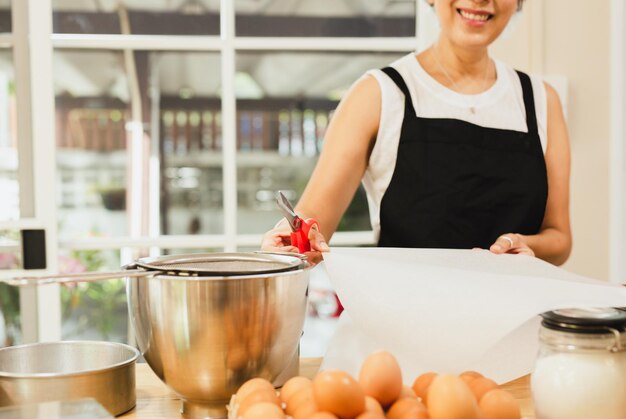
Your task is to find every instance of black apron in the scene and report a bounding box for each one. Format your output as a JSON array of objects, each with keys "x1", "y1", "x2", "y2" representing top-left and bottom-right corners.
[{"x1": 377, "y1": 66, "x2": 548, "y2": 249}]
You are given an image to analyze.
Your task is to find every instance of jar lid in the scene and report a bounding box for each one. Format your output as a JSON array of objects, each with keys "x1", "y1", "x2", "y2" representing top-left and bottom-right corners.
[{"x1": 541, "y1": 308, "x2": 626, "y2": 334}]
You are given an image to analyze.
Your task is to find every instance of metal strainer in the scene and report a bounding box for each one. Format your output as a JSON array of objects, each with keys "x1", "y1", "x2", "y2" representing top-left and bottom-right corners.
[{"x1": 5, "y1": 252, "x2": 307, "y2": 286}]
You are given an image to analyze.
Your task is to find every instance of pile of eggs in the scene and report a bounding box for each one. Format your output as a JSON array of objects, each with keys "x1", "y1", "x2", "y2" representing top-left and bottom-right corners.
[{"x1": 228, "y1": 351, "x2": 521, "y2": 419}]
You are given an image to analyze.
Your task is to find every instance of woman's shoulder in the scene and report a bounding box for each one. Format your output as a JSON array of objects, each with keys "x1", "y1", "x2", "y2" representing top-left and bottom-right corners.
[
  {"x1": 342, "y1": 53, "x2": 418, "y2": 115},
  {"x1": 363, "y1": 52, "x2": 429, "y2": 105},
  {"x1": 358, "y1": 53, "x2": 415, "y2": 104},
  {"x1": 365, "y1": 53, "x2": 417, "y2": 82},
  {"x1": 497, "y1": 61, "x2": 547, "y2": 96},
  {"x1": 369, "y1": 52, "x2": 416, "y2": 73},
  {"x1": 348, "y1": 73, "x2": 382, "y2": 102}
]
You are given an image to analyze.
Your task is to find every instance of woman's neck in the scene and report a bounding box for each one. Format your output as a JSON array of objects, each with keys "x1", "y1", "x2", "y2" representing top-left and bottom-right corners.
[
  {"x1": 435, "y1": 37, "x2": 490, "y2": 78},
  {"x1": 417, "y1": 37, "x2": 495, "y2": 94}
]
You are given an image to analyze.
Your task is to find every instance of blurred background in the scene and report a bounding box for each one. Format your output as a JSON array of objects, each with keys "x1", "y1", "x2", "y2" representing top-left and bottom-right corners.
[{"x1": 0, "y1": 0, "x2": 625, "y2": 357}]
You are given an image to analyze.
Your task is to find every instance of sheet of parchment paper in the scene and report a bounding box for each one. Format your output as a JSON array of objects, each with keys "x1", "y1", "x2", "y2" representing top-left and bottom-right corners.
[{"x1": 320, "y1": 248, "x2": 626, "y2": 383}]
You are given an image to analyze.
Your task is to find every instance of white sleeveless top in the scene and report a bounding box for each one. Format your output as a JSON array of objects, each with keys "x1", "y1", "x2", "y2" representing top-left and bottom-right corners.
[{"x1": 362, "y1": 53, "x2": 548, "y2": 240}]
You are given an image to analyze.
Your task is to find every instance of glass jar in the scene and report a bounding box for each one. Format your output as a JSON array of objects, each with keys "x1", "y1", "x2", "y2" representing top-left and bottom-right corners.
[{"x1": 531, "y1": 308, "x2": 626, "y2": 419}]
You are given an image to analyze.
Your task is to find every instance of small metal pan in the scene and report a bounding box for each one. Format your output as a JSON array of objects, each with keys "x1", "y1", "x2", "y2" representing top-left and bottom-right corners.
[{"x1": 0, "y1": 341, "x2": 139, "y2": 416}]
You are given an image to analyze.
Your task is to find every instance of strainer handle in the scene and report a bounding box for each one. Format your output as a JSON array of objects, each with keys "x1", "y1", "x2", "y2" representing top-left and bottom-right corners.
[
  {"x1": 2, "y1": 269, "x2": 154, "y2": 287},
  {"x1": 253, "y1": 250, "x2": 312, "y2": 268},
  {"x1": 253, "y1": 250, "x2": 308, "y2": 260}
]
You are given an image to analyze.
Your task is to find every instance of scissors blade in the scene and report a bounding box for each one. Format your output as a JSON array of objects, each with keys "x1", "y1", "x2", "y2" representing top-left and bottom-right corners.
[{"x1": 276, "y1": 191, "x2": 298, "y2": 231}]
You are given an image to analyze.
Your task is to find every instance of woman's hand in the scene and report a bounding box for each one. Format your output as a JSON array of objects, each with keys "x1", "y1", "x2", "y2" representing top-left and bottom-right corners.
[
  {"x1": 261, "y1": 218, "x2": 330, "y2": 253},
  {"x1": 489, "y1": 233, "x2": 535, "y2": 257}
]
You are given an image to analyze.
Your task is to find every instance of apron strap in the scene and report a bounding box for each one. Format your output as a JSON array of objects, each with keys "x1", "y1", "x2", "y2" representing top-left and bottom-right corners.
[
  {"x1": 382, "y1": 67, "x2": 539, "y2": 137},
  {"x1": 515, "y1": 70, "x2": 539, "y2": 136},
  {"x1": 381, "y1": 66, "x2": 416, "y2": 115}
]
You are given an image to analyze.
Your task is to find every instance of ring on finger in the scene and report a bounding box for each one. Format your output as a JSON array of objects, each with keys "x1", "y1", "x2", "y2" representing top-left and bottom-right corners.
[{"x1": 500, "y1": 235, "x2": 514, "y2": 248}]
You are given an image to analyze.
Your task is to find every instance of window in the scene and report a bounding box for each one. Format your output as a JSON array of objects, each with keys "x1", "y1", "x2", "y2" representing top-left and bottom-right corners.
[
  {"x1": 54, "y1": 50, "x2": 223, "y2": 239},
  {"x1": 0, "y1": 51, "x2": 17, "y2": 222},
  {"x1": 234, "y1": 51, "x2": 404, "y2": 234},
  {"x1": 55, "y1": 50, "x2": 132, "y2": 239},
  {"x1": 234, "y1": 0, "x2": 415, "y2": 37},
  {"x1": 3, "y1": 0, "x2": 422, "y2": 346},
  {"x1": 0, "y1": 230, "x2": 20, "y2": 346},
  {"x1": 60, "y1": 249, "x2": 127, "y2": 343},
  {"x1": 0, "y1": 1, "x2": 22, "y2": 347},
  {"x1": 53, "y1": 0, "x2": 221, "y2": 36}
]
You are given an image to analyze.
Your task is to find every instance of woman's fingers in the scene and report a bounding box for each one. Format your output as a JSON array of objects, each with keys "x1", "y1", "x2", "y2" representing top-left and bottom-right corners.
[
  {"x1": 513, "y1": 246, "x2": 535, "y2": 256},
  {"x1": 308, "y1": 226, "x2": 330, "y2": 252},
  {"x1": 261, "y1": 228, "x2": 293, "y2": 252},
  {"x1": 261, "y1": 218, "x2": 329, "y2": 253},
  {"x1": 303, "y1": 251, "x2": 324, "y2": 266},
  {"x1": 490, "y1": 234, "x2": 515, "y2": 253},
  {"x1": 489, "y1": 233, "x2": 535, "y2": 257}
]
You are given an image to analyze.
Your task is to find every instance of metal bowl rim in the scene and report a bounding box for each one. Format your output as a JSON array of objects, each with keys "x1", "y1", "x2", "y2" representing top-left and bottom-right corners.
[
  {"x1": 132, "y1": 251, "x2": 308, "y2": 276},
  {"x1": 0, "y1": 341, "x2": 140, "y2": 379},
  {"x1": 127, "y1": 265, "x2": 311, "y2": 281}
]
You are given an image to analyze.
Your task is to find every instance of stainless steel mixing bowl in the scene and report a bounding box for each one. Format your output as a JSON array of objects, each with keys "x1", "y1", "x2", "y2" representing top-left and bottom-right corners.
[
  {"x1": 0, "y1": 341, "x2": 139, "y2": 416},
  {"x1": 126, "y1": 252, "x2": 312, "y2": 419}
]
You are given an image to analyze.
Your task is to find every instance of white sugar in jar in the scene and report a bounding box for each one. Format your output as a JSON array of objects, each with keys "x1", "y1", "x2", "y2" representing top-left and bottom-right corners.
[{"x1": 531, "y1": 308, "x2": 626, "y2": 419}]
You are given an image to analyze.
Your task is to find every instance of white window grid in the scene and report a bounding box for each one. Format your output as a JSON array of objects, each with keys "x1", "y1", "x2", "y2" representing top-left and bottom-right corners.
[
  {"x1": 48, "y1": 9, "x2": 429, "y2": 253},
  {"x1": 2, "y1": 0, "x2": 435, "y2": 342}
]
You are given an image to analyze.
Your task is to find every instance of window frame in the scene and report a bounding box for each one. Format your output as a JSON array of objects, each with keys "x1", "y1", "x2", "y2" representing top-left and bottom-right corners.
[
  {"x1": 6, "y1": 0, "x2": 427, "y2": 342},
  {"x1": 0, "y1": 0, "x2": 61, "y2": 343}
]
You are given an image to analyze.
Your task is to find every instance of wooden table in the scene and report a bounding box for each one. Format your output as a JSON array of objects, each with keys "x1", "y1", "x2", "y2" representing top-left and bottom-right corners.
[{"x1": 122, "y1": 360, "x2": 535, "y2": 418}]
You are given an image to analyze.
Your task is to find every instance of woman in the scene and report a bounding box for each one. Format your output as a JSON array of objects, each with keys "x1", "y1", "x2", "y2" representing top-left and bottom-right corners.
[{"x1": 262, "y1": 0, "x2": 571, "y2": 265}]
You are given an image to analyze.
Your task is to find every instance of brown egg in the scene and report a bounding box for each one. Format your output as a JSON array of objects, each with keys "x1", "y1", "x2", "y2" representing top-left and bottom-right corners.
[
  {"x1": 387, "y1": 397, "x2": 427, "y2": 419},
  {"x1": 236, "y1": 377, "x2": 275, "y2": 401},
  {"x1": 355, "y1": 412, "x2": 386, "y2": 419},
  {"x1": 459, "y1": 371, "x2": 483, "y2": 381},
  {"x1": 238, "y1": 388, "x2": 281, "y2": 416},
  {"x1": 411, "y1": 372, "x2": 437, "y2": 404},
  {"x1": 479, "y1": 389, "x2": 521, "y2": 419},
  {"x1": 459, "y1": 371, "x2": 483, "y2": 386},
  {"x1": 358, "y1": 351, "x2": 403, "y2": 408},
  {"x1": 468, "y1": 377, "x2": 498, "y2": 402},
  {"x1": 310, "y1": 413, "x2": 340, "y2": 419},
  {"x1": 286, "y1": 386, "x2": 315, "y2": 416},
  {"x1": 292, "y1": 401, "x2": 319, "y2": 419},
  {"x1": 459, "y1": 375, "x2": 478, "y2": 387},
  {"x1": 313, "y1": 370, "x2": 366, "y2": 418},
  {"x1": 241, "y1": 401, "x2": 285, "y2": 419},
  {"x1": 399, "y1": 385, "x2": 417, "y2": 399},
  {"x1": 280, "y1": 376, "x2": 312, "y2": 404},
  {"x1": 428, "y1": 374, "x2": 479, "y2": 419},
  {"x1": 364, "y1": 396, "x2": 384, "y2": 414},
  {"x1": 398, "y1": 408, "x2": 430, "y2": 419}
]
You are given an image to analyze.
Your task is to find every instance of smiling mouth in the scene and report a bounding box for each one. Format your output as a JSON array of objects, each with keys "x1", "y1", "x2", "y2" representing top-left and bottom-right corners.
[{"x1": 457, "y1": 8, "x2": 494, "y2": 22}]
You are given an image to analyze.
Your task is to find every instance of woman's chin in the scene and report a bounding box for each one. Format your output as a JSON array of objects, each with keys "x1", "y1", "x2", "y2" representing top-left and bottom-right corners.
[{"x1": 448, "y1": 30, "x2": 502, "y2": 50}]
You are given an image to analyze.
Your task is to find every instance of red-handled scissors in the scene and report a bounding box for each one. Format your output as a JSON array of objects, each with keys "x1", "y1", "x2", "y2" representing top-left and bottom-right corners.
[{"x1": 276, "y1": 191, "x2": 319, "y2": 253}]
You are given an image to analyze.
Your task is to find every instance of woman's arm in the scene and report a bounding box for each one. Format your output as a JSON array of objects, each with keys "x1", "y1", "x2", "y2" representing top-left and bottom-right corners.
[
  {"x1": 491, "y1": 82, "x2": 572, "y2": 265},
  {"x1": 295, "y1": 75, "x2": 381, "y2": 240},
  {"x1": 261, "y1": 74, "x2": 382, "y2": 250}
]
